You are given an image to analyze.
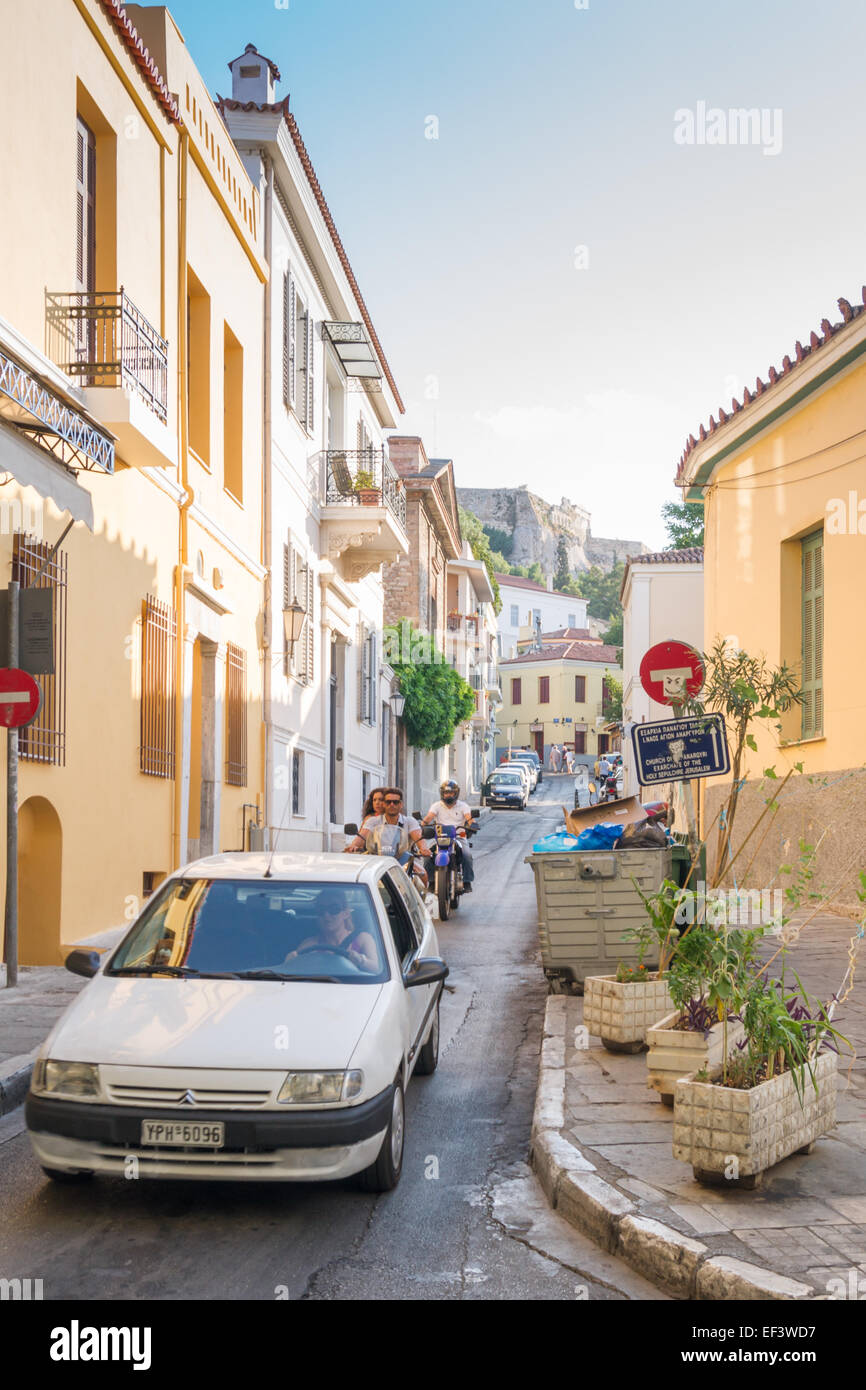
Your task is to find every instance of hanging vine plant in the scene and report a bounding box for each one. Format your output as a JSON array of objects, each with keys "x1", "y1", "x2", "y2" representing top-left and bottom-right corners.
[{"x1": 384, "y1": 619, "x2": 476, "y2": 751}]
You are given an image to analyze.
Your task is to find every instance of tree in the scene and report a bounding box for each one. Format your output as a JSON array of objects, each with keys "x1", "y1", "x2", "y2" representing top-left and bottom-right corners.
[
  {"x1": 527, "y1": 561, "x2": 545, "y2": 585},
  {"x1": 662, "y1": 501, "x2": 704, "y2": 549},
  {"x1": 601, "y1": 609, "x2": 623, "y2": 653},
  {"x1": 602, "y1": 674, "x2": 623, "y2": 721},
  {"x1": 483, "y1": 525, "x2": 512, "y2": 558},
  {"x1": 554, "y1": 536, "x2": 571, "y2": 592},
  {"x1": 573, "y1": 563, "x2": 625, "y2": 622},
  {"x1": 386, "y1": 619, "x2": 476, "y2": 751},
  {"x1": 457, "y1": 507, "x2": 502, "y2": 613}
]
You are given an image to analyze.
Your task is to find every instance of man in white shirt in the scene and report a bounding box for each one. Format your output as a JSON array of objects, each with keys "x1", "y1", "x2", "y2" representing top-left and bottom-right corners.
[{"x1": 422, "y1": 780, "x2": 475, "y2": 891}]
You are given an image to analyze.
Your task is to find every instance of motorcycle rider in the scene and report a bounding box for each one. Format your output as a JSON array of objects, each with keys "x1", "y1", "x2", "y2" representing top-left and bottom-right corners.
[{"x1": 421, "y1": 780, "x2": 475, "y2": 892}]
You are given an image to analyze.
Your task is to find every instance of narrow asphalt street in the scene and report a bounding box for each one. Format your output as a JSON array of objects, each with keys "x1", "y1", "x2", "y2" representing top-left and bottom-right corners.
[{"x1": 0, "y1": 776, "x2": 662, "y2": 1301}]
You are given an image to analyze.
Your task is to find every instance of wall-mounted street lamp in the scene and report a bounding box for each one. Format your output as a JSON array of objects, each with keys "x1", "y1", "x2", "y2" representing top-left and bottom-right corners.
[
  {"x1": 390, "y1": 689, "x2": 406, "y2": 719},
  {"x1": 283, "y1": 599, "x2": 307, "y2": 654}
]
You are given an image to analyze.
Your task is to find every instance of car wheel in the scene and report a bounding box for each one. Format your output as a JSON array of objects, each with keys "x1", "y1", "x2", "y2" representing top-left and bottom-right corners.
[
  {"x1": 358, "y1": 1079, "x2": 405, "y2": 1192},
  {"x1": 41, "y1": 1168, "x2": 94, "y2": 1184},
  {"x1": 414, "y1": 999, "x2": 440, "y2": 1076},
  {"x1": 436, "y1": 867, "x2": 450, "y2": 921}
]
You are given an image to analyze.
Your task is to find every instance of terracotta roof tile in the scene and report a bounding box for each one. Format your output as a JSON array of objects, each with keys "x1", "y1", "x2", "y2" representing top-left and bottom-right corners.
[
  {"x1": 501, "y1": 642, "x2": 619, "y2": 666},
  {"x1": 626, "y1": 548, "x2": 703, "y2": 566},
  {"x1": 676, "y1": 289, "x2": 866, "y2": 484},
  {"x1": 218, "y1": 95, "x2": 404, "y2": 414},
  {"x1": 495, "y1": 572, "x2": 577, "y2": 599},
  {"x1": 100, "y1": 2, "x2": 180, "y2": 124}
]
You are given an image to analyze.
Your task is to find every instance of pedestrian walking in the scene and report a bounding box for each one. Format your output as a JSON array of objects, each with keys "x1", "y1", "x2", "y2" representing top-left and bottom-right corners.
[
  {"x1": 548, "y1": 744, "x2": 557, "y2": 771},
  {"x1": 564, "y1": 748, "x2": 574, "y2": 774}
]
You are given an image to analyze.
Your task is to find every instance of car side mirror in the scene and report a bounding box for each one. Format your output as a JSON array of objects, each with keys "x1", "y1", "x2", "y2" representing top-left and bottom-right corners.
[
  {"x1": 404, "y1": 957, "x2": 449, "y2": 988},
  {"x1": 65, "y1": 949, "x2": 101, "y2": 979},
  {"x1": 343, "y1": 823, "x2": 359, "y2": 836}
]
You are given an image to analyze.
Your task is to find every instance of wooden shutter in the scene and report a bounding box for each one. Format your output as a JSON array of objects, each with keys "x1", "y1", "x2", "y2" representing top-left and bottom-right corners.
[
  {"x1": 225, "y1": 644, "x2": 247, "y2": 787},
  {"x1": 539, "y1": 675, "x2": 550, "y2": 704},
  {"x1": 359, "y1": 628, "x2": 371, "y2": 722},
  {"x1": 304, "y1": 556, "x2": 314, "y2": 685},
  {"x1": 75, "y1": 117, "x2": 95, "y2": 294},
  {"x1": 512, "y1": 677, "x2": 521, "y2": 705},
  {"x1": 282, "y1": 543, "x2": 290, "y2": 676},
  {"x1": 801, "y1": 530, "x2": 824, "y2": 737},
  {"x1": 305, "y1": 310, "x2": 315, "y2": 432},
  {"x1": 369, "y1": 630, "x2": 377, "y2": 726},
  {"x1": 284, "y1": 271, "x2": 296, "y2": 409},
  {"x1": 575, "y1": 674, "x2": 586, "y2": 701},
  {"x1": 140, "y1": 595, "x2": 177, "y2": 778}
]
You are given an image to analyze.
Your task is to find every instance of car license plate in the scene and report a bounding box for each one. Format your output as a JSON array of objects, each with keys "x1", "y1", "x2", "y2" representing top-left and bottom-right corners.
[{"x1": 140, "y1": 1120, "x2": 225, "y2": 1148}]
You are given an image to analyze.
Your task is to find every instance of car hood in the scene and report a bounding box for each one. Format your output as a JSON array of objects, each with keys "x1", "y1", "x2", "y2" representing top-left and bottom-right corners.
[{"x1": 44, "y1": 975, "x2": 384, "y2": 1071}]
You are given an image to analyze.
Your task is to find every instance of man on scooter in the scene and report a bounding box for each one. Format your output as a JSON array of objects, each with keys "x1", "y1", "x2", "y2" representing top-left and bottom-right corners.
[
  {"x1": 347, "y1": 789, "x2": 432, "y2": 886},
  {"x1": 421, "y1": 780, "x2": 475, "y2": 892}
]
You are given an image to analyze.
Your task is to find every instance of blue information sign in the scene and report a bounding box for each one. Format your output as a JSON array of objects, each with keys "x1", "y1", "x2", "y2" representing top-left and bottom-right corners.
[{"x1": 631, "y1": 713, "x2": 730, "y2": 786}]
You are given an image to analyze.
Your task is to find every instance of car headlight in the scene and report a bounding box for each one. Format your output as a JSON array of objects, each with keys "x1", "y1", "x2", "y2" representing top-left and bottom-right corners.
[
  {"x1": 276, "y1": 1070, "x2": 363, "y2": 1105},
  {"x1": 31, "y1": 1060, "x2": 100, "y2": 1099}
]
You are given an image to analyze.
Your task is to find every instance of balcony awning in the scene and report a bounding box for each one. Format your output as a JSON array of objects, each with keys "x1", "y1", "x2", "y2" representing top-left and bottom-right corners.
[{"x1": 322, "y1": 322, "x2": 383, "y2": 380}]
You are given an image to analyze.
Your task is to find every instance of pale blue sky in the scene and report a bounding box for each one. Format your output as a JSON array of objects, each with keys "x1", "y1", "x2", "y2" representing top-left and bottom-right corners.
[{"x1": 166, "y1": 0, "x2": 866, "y2": 549}]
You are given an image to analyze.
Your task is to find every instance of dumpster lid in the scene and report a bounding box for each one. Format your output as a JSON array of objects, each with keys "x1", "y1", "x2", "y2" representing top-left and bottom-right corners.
[{"x1": 562, "y1": 796, "x2": 648, "y2": 836}]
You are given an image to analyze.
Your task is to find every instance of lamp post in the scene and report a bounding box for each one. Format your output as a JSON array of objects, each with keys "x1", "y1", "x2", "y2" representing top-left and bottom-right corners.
[
  {"x1": 389, "y1": 689, "x2": 405, "y2": 787},
  {"x1": 282, "y1": 599, "x2": 307, "y2": 657}
]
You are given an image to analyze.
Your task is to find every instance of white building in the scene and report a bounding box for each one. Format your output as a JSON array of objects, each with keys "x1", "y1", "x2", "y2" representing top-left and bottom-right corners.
[
  {"x1": 620, "y1": 548, "x2": 704, "y2": 798},
  {"x1": 446, "y1": 544, "x2": 500, "y2": 795},
  {"x1": 221, "y1": 48, "x2": 409, "y2": 847},
  {"x1": 496, "y1": 573, "x2": 589, "y2": 658}
]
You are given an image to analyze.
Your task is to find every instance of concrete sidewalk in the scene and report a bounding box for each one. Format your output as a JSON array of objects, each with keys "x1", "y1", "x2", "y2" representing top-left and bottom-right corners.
[{"x1": 532, "y1": 915, "x2": 866, "y2": 1299}]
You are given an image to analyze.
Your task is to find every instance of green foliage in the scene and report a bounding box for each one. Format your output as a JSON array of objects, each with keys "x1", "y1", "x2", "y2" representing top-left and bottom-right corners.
[
  {"x1": 601, "y1": 610, "x2": 623, "y2": 649},
  {"x1": 483, "y1": 525, "x2": 512, "y2": 557},
  {"x1": 572, "y1": 563, "x2": 625, "y2": 622},
  {"x1": 661, "y1": 500, "x2": 705, "y2": 549},
  {"x1": 457, "y1": 507, "x2": 502, "y2": 614},
  {"x1": 602, "y1": 673, "x2": 622, "y2": 721},
  {"x1": 554, "y1": 536, "x2": 571, "y2": 592},
  {"x1": 527, "y1": 561, "x2": 544, "y2": 585},
  {"x1": 386, "y1": 619, "x2": 476, "y2": 751}
]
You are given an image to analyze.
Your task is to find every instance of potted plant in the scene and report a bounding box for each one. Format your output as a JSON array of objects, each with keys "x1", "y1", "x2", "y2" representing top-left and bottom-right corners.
[
  {"x1": 583, "y1": 881, "x2": 679, "y2": 1053},
  {"x1": 672, "y1": 977, "x2": 846, "y2": 1187},
  {"x1": 353, "y1": 469, "x2": 380, "y2": 505}
]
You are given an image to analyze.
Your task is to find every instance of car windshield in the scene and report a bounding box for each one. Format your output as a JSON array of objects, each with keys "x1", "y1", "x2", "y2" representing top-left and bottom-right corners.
[
  {"x1": 108, "y1": 880, "x2": 389, "y2": 984},
  {"x1": 491, "y1": 773, "x2": 522, "y2": 785}
]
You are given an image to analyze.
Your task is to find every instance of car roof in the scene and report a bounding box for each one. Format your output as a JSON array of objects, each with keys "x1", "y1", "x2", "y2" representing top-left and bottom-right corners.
[{"x1": 169, "y1": 852, "x2": 393, "y2": 884}]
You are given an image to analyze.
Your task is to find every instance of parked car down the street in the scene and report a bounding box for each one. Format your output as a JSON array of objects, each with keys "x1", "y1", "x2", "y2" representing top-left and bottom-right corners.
[
  {"x1": 497, "y1": 761, "x2": 533, "y2": 797},
  {"x1": 481, "y1": 770, "x2": 528, "y2": 809},
  {"x1": 25, "y1": 854, "x2": 448, "y2": 1191},
  {"x1": 507, "y1": 750, "x2": 542, "y2": 787}
]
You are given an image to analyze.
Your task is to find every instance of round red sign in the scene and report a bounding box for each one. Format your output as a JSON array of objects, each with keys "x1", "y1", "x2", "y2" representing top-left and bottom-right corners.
[
  {"x1": 0, "y1": 667, "x2": 41, "y2": 728},
  {"x1": 639, "y1": 640, "x2": 705, "y2": 706}
]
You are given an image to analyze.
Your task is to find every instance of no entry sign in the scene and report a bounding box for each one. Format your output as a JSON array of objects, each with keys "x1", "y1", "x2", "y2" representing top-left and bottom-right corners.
[
  {"x1": 639, "y1": 640, "x2": 705, "y2": 706},
  {"x1": 0, "y1": 667, "x2": 41, "y2": 728}
]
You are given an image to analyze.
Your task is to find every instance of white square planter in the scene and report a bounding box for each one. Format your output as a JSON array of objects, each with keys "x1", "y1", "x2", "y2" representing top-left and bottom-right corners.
[
  {"x1": 583, "y1": 974, "x2": 673, "y2": 1052},
  {"x1": 646, "y1": 1010, "x2": 745, "y2": 1105},
  {"x1": 672, "y1": 1050, "x2": 837, "y2": 1184}
]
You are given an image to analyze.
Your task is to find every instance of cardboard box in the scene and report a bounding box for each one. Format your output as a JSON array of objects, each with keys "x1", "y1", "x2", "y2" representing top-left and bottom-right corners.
[{"x1": 562, "y1": 796, "x2": 648, "y2": 836}]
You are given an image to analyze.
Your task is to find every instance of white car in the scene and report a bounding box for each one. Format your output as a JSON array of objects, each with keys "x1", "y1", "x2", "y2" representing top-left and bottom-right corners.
[
  {"x1": 497, "y1": 761, "x2": 533, "y2": 796},
  {"x1": 26, "y1": 853, "x2": 447, "y2": 1191}
]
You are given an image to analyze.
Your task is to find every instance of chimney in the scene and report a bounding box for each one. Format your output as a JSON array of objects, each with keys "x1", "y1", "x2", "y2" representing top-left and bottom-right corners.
[
  {"x1": 228, "y1": 43, "x2": 279, "y2": 104},
  {"x1": 387, "y1": 435, "x2": 429, "y2": 479},
  {"x1": 546, "y1": 576, "x2": 554, "y2": 592}
]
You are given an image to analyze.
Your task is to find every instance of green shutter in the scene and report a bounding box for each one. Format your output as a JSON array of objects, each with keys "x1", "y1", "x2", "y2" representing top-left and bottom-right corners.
[{"x1": 801, "y1": 530, "x2": 824, "y2": 738}]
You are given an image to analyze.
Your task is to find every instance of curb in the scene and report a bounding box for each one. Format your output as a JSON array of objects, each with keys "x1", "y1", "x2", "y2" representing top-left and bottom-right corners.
[
  {"x1": 0, "y1": 1051, "x2": 36, "y2": 1118},
  {"x1": 530, "y1": 996, "x2": 816, "y2": 1301}
]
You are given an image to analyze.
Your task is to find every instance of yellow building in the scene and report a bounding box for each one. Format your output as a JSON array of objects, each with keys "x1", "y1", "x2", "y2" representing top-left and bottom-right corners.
[
  {"x1": 0, "y1": 1, "x2": 265, "y2": 961},
  {"x1": 676, "y1": 289, "x2": 866, "y2": 904},
  {"x1": 498, "y1": 636, "x2": 622, "y2": 768}
]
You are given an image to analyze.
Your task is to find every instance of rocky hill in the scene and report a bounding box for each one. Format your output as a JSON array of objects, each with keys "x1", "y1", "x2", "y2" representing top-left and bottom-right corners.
[{"x1": 456, "y1": 485, "x2": 647, "y2": 576}]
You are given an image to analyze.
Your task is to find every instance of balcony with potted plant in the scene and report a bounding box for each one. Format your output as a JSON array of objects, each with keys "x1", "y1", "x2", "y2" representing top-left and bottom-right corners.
[{"x1": 319, "y1": 446, "x2": 408, "y2": 580}]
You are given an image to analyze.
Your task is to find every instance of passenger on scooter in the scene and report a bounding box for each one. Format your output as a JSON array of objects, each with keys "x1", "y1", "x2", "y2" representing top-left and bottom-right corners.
[
  {"x1": 421, "y1": 780, "x2": 475, "y2": 892},
  {"x1": 348, "y1": 789, "x2": 431, "y2": 881}
]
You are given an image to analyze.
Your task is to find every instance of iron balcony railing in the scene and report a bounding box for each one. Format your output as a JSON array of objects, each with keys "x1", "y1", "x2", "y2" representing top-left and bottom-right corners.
[
  {"x1": 45, "y1": 289, "x2": 169, "y2": 423},
  {"x1": 322, "y1": 448, "x2": 407, "y2": 532}
]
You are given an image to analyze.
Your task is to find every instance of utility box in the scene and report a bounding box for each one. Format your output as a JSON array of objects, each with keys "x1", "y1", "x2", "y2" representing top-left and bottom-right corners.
[{"x1": 525, "y1": 846, "x2": 672, "y2": 993}]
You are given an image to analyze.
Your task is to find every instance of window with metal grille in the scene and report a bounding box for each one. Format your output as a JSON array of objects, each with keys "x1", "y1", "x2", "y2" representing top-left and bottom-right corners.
[
  {"x1": 575, "y1": 674, "x2": 586, "y2": 702},
  {"x1": 12, "y1": 534, "x2": 67, "y2": 766},
  {"x1": 140, "y1": 595, "x2": 176, "y2": 778},
  {"x1": 801, "y1": 530, "x2": 824, "y2": 738},
  {"x1": 225, "y1": 643, "x2": 247, "y2": 787}
]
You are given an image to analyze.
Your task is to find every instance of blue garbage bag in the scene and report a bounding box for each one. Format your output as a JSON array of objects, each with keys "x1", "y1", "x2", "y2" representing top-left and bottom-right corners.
[
  {"x1": 532, "y1": 830, "x2": 582, "y2": 854},
  {"x1": 575, "y1": 823, "x2": 625, "y2": 850}
]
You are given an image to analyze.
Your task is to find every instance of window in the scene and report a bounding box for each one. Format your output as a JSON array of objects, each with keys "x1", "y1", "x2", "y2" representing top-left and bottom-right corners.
[
  {"x1": 282, "y1": 269, "x2": 296, "y2": 409},
  {"x1": 533, "y1": 608, "x2": 541, "y2": 626},
  {"x1": 573, "y1": 732, "x2": 586, "y2": 754},
  {"x1": 801, "y1": 530, "x2": 824, "y2": 738},
  {"x1": 539, "y1": 675, "x2": 550, "y2": 704},
  {"x1": 75, "y1": 116, "x2": 95, "y2": 297},
  {"x1": 379, "y1": 872, "x2": 419, "y2": 965},
  {"x1": 12, "y1": 534, "x2": 68, "y2": 766},
  {"x1": 574, "y1": 674, "x2": 586, "y2": 702},
  {"x1": 511, "y1": 677, "x2": 522, "y2": 705},
  {"x1": 568, "y1": 613, "x2": 576, "y2": 629},
  {"x1": 362, "y1": 770, "x2": 371, "y2": 808},
  {"x1": 187, "y1": 267, "x2": 211, "y2": 463},
  {"x1": 292, "y1": 749, "x2": 304, "y2": 816},
  {"x1": 140, "y1": 595, "x2": 177, "y2": 778},
  {"x1": 283, "y1": 540, "x2": 314, "y2": 683},
  {"x1": 359, "y1": 627, "x2": 377, "y2": 725},
  {"x1": 225, "y1": 643, "x2": 247, "y2": 787},
  {"x1": 223, "y1": 322, "x2": 243, "y2": 501},
  {"x1": 510, "y1": 604, "x2": 519, "y2": 626},
  {"x1": 295, "y1": 290, "x2": 315, "y2": 432}
]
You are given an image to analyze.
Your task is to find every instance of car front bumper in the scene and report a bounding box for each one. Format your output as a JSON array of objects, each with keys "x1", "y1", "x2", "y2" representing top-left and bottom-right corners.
[{"x1": 26, "y1": 1087, "x2": 392, "y2": 1183}]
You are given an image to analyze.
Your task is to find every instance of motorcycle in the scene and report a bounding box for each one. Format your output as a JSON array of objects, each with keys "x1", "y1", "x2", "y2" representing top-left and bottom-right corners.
[
  {"x1": 420, "y1": 811, "x2": 480, "y2": 922},
  {"x1": 343, "y1": 821, "x2": 432, "y2": 907}
]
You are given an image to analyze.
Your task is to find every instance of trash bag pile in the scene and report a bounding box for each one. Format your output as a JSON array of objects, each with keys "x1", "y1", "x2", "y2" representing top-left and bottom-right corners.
[{"x1": 532, "y1": 821, "x2": 675, "y2": 853}]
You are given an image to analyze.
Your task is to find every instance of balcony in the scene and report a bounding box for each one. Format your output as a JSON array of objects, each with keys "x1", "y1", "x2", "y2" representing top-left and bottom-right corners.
[
  {"x1": 320, "y1": 448, "x2": 409, "y2": 580},
  {"x1": 45, "y1": 290, "x2": 176, "y2": 468}
]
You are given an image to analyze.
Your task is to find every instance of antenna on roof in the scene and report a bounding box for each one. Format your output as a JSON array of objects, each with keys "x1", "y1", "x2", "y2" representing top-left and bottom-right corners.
[{"x1": 263, "y1": 772, "x2": 294, "y2": 877}]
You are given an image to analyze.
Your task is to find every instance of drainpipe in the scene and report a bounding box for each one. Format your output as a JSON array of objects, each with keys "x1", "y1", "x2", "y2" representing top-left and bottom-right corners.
[
  {"x1": 261, "y1": 152, "x2": 274, "y2": 847},
  {"x1": 172, "y1": 128, "x2": 194, "y2": 871}
]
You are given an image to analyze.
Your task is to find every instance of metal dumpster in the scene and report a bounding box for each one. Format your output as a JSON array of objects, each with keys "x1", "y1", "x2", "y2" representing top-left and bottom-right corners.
[{"x1": 525, "y1": 847, "x2": 673, "y2": 993}]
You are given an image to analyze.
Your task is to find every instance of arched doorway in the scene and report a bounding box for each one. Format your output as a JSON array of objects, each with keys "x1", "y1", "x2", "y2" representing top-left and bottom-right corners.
[{"x1": 18, "y1": 797, "x2": 63, "y2": 965}]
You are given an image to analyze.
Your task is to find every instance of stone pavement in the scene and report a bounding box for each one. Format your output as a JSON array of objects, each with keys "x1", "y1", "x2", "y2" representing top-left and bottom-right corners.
[{"x1": 532, "y1": 914, "x2": 866, "y2": 1299}]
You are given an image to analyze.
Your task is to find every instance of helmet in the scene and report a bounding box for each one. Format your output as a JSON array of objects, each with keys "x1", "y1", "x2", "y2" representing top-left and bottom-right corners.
[{"x1": 440, "y1": 780, "x2": 460, "y2": 805}]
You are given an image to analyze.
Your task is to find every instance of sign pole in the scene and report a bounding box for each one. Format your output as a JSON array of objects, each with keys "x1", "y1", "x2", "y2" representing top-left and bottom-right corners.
[
  {"x1": 4, "y1": 582, "x2": 19, "y2": 988},
  {"x1": 673, "y1": 700, "x2": 700, "y2": 859}
]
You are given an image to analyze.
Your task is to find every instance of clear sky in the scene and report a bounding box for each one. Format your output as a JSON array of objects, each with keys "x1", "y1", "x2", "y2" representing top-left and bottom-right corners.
[{"x1": 165, "y1": 0, "x2": 866, "y2": 550}]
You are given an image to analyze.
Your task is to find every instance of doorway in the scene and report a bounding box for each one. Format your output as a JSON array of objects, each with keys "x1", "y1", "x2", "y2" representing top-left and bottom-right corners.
[
  {"x1": 18, "y1": 797, "x2": 62, "y2": 965},
  {"x1": 187, "y1": 636, "x2": 218, "y2": 860}
]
